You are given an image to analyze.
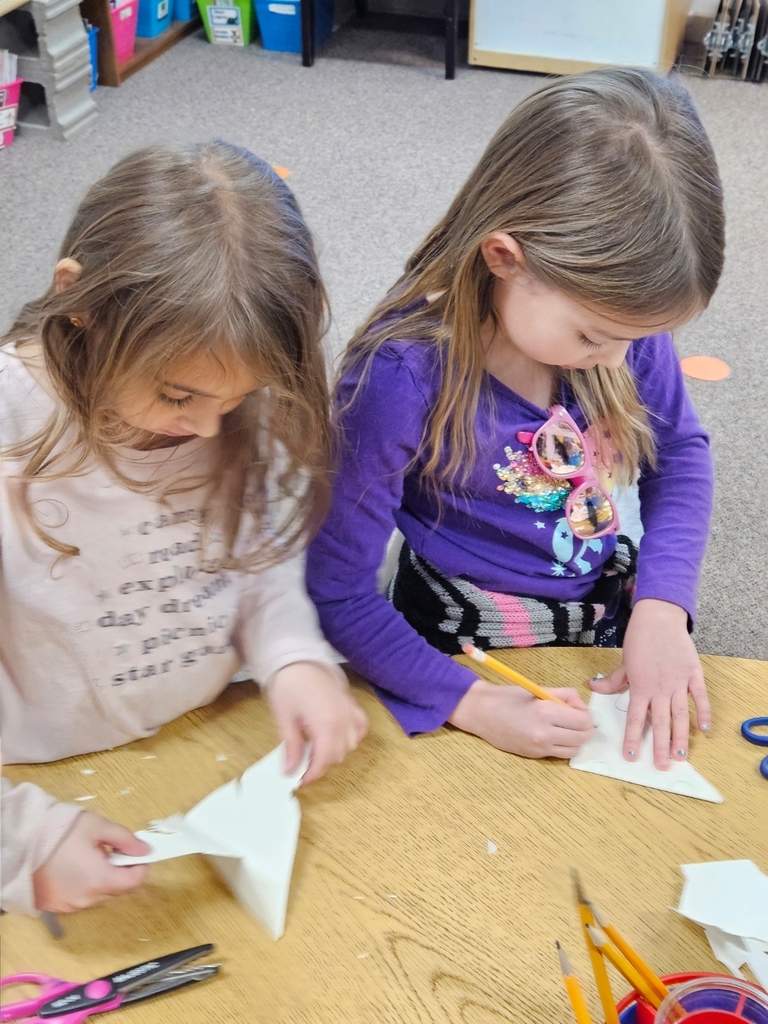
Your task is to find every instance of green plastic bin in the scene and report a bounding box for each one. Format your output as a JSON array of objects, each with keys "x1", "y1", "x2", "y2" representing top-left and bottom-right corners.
[{"x1": 199, "y1": 0, "x2": 254, "y2": 45}]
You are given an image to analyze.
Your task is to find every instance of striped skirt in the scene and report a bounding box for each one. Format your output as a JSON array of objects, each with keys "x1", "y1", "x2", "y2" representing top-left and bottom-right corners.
[{"x1": 388, "y1": 537, "x2": 637, "y2": 654}]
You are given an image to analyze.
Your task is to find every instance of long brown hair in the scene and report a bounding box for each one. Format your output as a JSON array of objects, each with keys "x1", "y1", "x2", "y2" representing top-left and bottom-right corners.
[
  {"x1": 342, "y1": 68, "x2": 725, "y2": 486},
  {"x1": 2, "y1": 142, "x2": 331, "y2": 569}
]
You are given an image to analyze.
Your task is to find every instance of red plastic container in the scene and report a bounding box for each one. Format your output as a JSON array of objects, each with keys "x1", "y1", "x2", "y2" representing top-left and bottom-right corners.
[
  {"x1": 111, "y1": 0, "x2": 140, "y2": 63},
  {"x1": 616, "y1": 973, "x2": 768, "y2": 1024},
  {"x1": 0, "y1": 78, "x2": 22, "y2": 149}
]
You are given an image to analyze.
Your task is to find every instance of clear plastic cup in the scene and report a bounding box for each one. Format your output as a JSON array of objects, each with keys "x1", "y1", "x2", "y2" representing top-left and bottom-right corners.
[{"x1": 654, "y1": 976, "x2": 768, "y2": 1024}]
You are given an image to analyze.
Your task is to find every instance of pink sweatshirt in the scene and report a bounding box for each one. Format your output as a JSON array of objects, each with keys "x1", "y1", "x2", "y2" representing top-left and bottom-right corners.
[{"x1": 0, "y1": 346, "x2": 340, "y2": 914}]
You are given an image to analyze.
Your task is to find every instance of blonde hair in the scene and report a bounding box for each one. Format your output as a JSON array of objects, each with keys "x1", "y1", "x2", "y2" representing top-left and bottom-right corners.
[
  {"x1": 2, "y1": 141, "x2": 331, "y2": 569},
  {"x1": 342, "y1": 68, "x2": 725, "y2": 486}
]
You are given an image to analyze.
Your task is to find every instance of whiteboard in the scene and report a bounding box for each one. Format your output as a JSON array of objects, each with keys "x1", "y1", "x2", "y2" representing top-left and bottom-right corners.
[{"x1": 472, "y1": 0, "x2": 668, "y2": 68}]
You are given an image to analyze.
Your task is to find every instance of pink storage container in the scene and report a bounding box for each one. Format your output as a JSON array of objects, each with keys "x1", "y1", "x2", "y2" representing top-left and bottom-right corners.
[
  {"x1": 111, "y1": 0, "x2": 140, "y2": 63},
  {"x1": 0, "y1": 78, "x2": 22, "y2": 149}
]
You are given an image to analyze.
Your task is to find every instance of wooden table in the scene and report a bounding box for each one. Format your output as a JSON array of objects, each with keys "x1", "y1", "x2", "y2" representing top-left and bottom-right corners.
[
  {"x1": 2, "y1": 650, "x2": 766, "y2": 1023},
  {"x1": 0, "y1": 0, "x2": 26, "y2": 19}
]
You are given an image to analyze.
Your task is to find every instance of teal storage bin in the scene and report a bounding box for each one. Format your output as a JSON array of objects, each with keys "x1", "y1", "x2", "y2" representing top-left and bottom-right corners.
[
  {"x1": 136, "y1": 0, "x2": 172, "y2": 36},
  {"x1": 86, "y1": 23, "x2": 98, "y2": 88},
  {"x1": 254, "y1": 0, "x2": 333, "y2": 53},
  {"x1": 172, "y1": 0, "x2": 196, "y2": 20}
]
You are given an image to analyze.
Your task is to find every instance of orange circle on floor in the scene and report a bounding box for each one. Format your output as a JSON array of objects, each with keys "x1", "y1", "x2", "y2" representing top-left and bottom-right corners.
[
  {"x1": 680, "y1": 355, "x2": 731, "y2": 381},
  {"x1": 272, "y1": 165, "x2": 290, "y2": 179}
]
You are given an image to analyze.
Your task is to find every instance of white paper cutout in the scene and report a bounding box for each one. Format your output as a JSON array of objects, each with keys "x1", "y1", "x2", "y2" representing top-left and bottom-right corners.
[
  {"x1": 675, "y1": 861, "x2": 768, "y2": 943},
  {"x1": 569, "y1": 691, "x2": 723, "y2": 802},
  {"x1": 675, "y1": 861, "x2": 768, "y2": 989},
  {"x1": 112, "y1": 744, "x2": 308, "y2": 939},
  {"x1": 487, "y1": 839, "x2": 498, "y2": 854}
]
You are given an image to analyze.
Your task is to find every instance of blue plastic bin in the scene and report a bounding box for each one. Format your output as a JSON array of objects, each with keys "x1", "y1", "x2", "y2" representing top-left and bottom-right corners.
[
  {"x1": 136, "y1": 0, "x2": 172, "y2": 36},
  {"x1": 254, "y1": 0, "x2": 333, "y2": 53},
  {"x1": 85, "y1": 23, "x2": 98, "y2": 89},
  {"x1": 172, "y1": 0, "x2": 196, "y2": 21}
]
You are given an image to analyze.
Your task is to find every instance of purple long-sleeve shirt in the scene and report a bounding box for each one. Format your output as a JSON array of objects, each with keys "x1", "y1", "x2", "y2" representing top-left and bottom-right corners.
[{"x1": 306, "y1": 332, "x2": 713, "y2": 735}]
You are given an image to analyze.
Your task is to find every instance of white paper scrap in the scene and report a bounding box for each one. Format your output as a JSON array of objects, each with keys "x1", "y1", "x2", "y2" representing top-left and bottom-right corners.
[
  {"x1": 704, "y1": 925, "x2": 748, "y2": 978},
  {"x1": 702, "y1": 926, "x2": 768, "y2": 989},
  {"x1": 487, "y1": 839, "x2": 498, "y2": 854},
  {"x1": 111, "y1": 744, "x2": 309, "y2": 939},
  {"x1": 675, "y1": 861, "x2": 768, "y2": 990},
  {"x1": 570, "y1": 691, "x2": 723, "y2": 802},
  {"x1": 676, "y1": 861, "x2": 768, "y2": 943}
]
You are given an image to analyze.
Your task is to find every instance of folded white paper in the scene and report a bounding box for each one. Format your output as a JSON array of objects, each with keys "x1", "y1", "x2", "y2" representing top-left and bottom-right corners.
[
  {"x1": 569, "y1": 691, "x2": 723, "y2": 803},
  {"x1": 703, "y1": 926, "x2": 768, "y2": 989},
  {"x1": 112, "y1": 744, "x2": 308, "y2": 939},
  {"x1": 676, "y1": 861, "x2": 768, "y2": 943},
  {"x1": 675, "y1": 861, "x2": 768, "y2": 989}
]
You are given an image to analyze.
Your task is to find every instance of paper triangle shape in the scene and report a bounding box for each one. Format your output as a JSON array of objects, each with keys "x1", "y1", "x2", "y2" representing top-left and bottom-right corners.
[
  {"x1": 112, "y1": 744, "x2": 307, "y2": 939},
  {"x1": 569, "y1": 691, "x2": 723, "y2": 803}
]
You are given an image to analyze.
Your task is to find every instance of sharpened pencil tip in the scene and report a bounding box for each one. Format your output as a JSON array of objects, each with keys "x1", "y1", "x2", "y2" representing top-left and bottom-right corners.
[
  {"x1": 586, "y1": 924, "x2": 606, "y2": 948},
  {"x1": 591, "y1": 902, "x2": 607, "y2": 927},
  {"x1": 556, "y1": 940, "x2": 572, "y2": 976}
]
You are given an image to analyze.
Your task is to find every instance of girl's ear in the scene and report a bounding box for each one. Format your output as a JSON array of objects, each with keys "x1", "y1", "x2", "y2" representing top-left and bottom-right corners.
[
  {"x1": 479, "y1": 233, "x2": 527, "y2": 280},
  {"x1": 53, "y1": 258, "x2": 83, "y2": 294}
]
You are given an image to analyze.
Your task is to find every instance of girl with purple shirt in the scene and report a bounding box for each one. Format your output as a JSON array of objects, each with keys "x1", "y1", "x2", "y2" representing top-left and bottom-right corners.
[{"x1": 307, "y1": 69, "x2": 725, "y2": 771}]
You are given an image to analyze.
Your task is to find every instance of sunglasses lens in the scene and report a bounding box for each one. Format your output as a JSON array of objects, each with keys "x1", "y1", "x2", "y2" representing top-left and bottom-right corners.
[
  {"x1": 568, "y1": 485, "x2": 615, "y2": 538},
  {"x1": 535, "y1": 420, "x2": 585, "y2": 477}
]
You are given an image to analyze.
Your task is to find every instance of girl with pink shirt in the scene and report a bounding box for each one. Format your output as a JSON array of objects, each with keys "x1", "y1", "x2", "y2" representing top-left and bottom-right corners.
[{"x1": 0, "y1": 142, "x2": 367, "y2": 916}]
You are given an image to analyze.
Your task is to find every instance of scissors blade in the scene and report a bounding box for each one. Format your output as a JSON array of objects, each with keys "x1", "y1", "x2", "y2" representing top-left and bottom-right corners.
[
  {"x1": 36, "y1": 945, "x2": 215, "y2": 1018},
  {"x1": 119, "y1": 965, "x2": 220, "y2": 1005},
  {"x1": 110, "y1": 945, "x2": 215, "y2": 994}
]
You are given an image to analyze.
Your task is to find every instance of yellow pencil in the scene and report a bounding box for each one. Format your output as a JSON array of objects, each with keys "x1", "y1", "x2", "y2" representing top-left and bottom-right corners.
[
  {"x1": 572, "y1": 873, "x2": 620, "y2": 1024},
  {"x1": 586, "y1": 926, "x2": 661, "y2": 1010},
  {"x1": 461, "y1": 644, "x2": 569, "y2": 705},
  {"x1": 557, "y1": 941, "x2": 594, "y2": 1024},
  {"x1": 590, "y1": 902, "x2": 670, "y2": 1003}
]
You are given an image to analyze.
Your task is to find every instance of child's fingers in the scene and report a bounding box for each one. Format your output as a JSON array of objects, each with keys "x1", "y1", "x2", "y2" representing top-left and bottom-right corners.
[
  {"x1": 650, "y1": 697, "x2": 672, "y2": 770},
  {"x1": 550, "y1": 743, "x2": 588, "y2": 759},
  {"x1": 689, "y1": 672, "x2": 712, "y2": 734},
  {"x1": 276, "y1": 713, "x2": 305, "y2": 774},
  {"x1": 670, "y1": 688, "x2": 691, "y2": 761},
  {"x1": 622, "y1": 692, "x2": 650, "y2": 762},
  {"x1": 302, "y1": 742, "x2": 332, "y2": 785},
  {"x1": 589, "y1": 665, "x2": 627, "y2": 693},
  {"x1": 352, "y1": 705, "x2": 369, "y2": 742},
  {"x1": 95, "y1": 818, "x2": 150, "y2": 857},
  {"x1": 544, "y1": 687, "x2": 589, "y2": 713},
  {"x1": 549, "y1": 723, "x2": 593, "y2": 747},
  {"x1": 542, "y1": 695, "x2": 594, "y2": 732},
  {"x1": 102, "y1": 863, "x2": 149, "y2": 895}
]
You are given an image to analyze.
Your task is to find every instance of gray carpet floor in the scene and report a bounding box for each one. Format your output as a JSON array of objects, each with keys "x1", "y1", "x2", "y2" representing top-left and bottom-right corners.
[{"x1": 1, "y1": 23, "x2": 766, "y2": 660}]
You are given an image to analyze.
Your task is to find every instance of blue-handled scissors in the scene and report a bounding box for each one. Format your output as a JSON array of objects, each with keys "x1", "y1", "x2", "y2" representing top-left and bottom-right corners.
[
  {"x1": 741, "y1": 717, "x2": 768, "y2": 780},
  {"x1": 0, "y1": 944, "x2": 219, "y2": 1023}
]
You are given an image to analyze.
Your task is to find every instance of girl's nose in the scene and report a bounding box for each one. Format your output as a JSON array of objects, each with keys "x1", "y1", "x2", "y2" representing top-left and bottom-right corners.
[
  {"x1": 600, "y1": 342, "x2": 632, "y2": 369},
  {"x1": 179, "y1": 406, "x2": 221, "y2": 438}
]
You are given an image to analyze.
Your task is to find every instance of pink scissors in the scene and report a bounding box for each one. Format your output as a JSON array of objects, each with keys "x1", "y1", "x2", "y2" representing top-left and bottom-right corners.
[{"x1": 0, "y1": 944, "x2": 218, "y2": 1023}]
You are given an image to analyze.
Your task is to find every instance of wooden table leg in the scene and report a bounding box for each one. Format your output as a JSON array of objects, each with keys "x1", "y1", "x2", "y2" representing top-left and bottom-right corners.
[
  {"x1": 444, "y1": 0, "x2": 458, "y2": 79},
  {"x1": 301, "y1": 0, "x2": 315, "y2": 66}
]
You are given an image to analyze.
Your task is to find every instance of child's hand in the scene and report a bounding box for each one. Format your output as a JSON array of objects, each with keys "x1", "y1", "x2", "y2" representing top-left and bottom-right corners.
[
  {"x1": 448, "y1": 680, "x2": 594, "y2": 758},
  {"x1": 589, "y1": 598, "x2": 711, "y2": 770},
  {"x1": 268, "y1": 662, "x2": 368, "y2": 785},
  {"x1": 32, "y1": 812, "x2": 150, "y2": 913}
]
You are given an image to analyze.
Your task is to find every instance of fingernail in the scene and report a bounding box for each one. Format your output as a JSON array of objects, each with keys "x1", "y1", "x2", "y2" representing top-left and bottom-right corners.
[
  {"x1": 626, "y1": 749, "x2": 636, "y2": 759},
  {"x1": 701, "y1": 722, "x2": 711, "y2": 732},
  {"x1": 676, "y1": 749, "x2": 687, "y2": 758}
]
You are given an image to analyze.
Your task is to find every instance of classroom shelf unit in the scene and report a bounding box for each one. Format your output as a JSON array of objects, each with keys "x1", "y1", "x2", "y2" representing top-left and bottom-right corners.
[
  {"x1": 78, "y1": 0, "x2": 199, "y2": 85},
  {"x1": 469, "y1": 0, "x2": 689, "y2": 75}
]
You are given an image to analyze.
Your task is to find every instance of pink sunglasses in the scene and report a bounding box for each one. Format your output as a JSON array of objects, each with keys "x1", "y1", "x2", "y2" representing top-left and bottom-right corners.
[{"x1": 527, "y1": 405, "x2": 620, "y2": 540}]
